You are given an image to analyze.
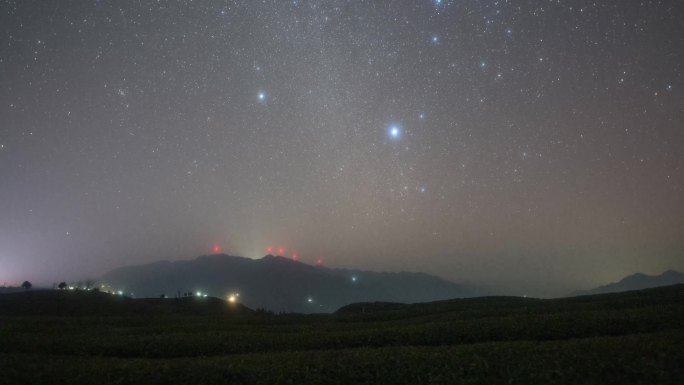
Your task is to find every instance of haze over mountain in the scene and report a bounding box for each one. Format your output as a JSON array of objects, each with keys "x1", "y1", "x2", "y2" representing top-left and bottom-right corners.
[
  {"x1": 570, "y1": 270, "x2": 684, "y2": 296},
  {"x1": 99, "y1": 254, "x2": 478, "y2": 313}
]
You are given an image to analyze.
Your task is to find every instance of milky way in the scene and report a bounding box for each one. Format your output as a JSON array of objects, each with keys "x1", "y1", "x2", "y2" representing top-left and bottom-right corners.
[{"x1": 1, "y1": 1, "x2": 682, "y2": 295}]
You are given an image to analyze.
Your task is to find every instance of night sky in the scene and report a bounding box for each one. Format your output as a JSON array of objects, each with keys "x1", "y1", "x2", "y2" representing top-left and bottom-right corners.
[{"x1": 1, "y1": 0, "x2": 682, "y2": 296}]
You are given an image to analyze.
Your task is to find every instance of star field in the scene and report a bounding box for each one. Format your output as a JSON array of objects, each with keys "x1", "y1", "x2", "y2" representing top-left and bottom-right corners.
[{"x1": 0, "y1": 0, "x2": 682, "y2": 295}]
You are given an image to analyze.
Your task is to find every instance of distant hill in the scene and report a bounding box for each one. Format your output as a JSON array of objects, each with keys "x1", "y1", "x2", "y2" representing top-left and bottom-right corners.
[
  {"x1": 99, "y1": 254, "x2": 477, "y2": 313},
  {"x1": 0, "y1": 290, "x2": 252, "y2": 317},
  {"x1": 0, "y1": 287, "x2": 26, "y2": 294},
  {"x1": 570, "y1": 270, "x2": 684, "y2": 296}
]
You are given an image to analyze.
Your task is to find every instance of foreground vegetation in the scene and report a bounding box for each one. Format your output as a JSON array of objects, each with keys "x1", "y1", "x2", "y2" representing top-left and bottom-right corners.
[{"x1": 1, "y1": 285, "x2": 683, "y2": 384}]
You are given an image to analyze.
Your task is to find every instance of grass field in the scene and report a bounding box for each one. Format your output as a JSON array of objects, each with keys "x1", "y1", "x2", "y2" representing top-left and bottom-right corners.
[{"x1": 1, "y1": 285, "x2": 683, "y2": 384}]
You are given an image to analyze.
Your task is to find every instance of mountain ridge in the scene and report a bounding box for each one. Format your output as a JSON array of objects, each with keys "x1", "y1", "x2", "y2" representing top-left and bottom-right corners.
[
  {"x1": 99, "y1": 254, "x2": 478, "y2": 313},
  {"x1": 570, "y1": 270, "x2": 684, "y2": 296}
]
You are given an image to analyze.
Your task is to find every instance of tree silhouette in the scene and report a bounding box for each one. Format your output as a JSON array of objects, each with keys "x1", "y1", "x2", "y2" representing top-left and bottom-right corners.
[
  {"x1": 58, "y1": 282, "x2": 67, "y2": 290},
  {"x1": 21, "y1": 281, "x2": 32, "y2": 290}
]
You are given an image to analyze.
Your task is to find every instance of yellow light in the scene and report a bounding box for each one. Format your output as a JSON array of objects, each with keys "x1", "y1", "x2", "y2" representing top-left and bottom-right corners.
[{"x1": 228, "y1": 295, "x2": 236, "y2": 303}]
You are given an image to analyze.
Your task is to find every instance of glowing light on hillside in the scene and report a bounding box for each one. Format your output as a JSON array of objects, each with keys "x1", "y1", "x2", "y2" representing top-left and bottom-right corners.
[
  {"x1": 213, "y1": 244, "x2": 220, "y2": 253},
  {"x1": 266, "y1": 246, "x2": 273, "y2": 253},
  {"x1": 316, "y1": 258, "x2": 322, "y2": 265},
  {"x1": 292, "y1": 253, "x2": 298, "y2": 261},
  {"x1": 196, "y1": 291, "x2": 202, "y2": 297},
  {"x1": 227, "y1": 292, "x2": 240, "y2": 303},
  {"x1": 278, "y1": 247, "x2": 285, "y2": 255}
]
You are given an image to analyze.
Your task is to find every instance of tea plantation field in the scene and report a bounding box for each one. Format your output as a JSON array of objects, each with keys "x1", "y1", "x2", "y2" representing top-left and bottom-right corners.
[{"x1": 1, "y1": 285, "x2": 683, "y2": 384}]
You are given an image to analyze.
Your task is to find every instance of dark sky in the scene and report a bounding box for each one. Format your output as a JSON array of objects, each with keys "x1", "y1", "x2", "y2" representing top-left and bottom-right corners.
[{"x1": 1, "y1": 0, "x2": 682, "y2": 296}]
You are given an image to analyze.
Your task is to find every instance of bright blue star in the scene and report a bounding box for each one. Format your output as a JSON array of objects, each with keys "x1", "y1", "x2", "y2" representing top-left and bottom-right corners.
[
  {"x1": 431, "y1": 35, "x2": 439, "y2": 44},
  {"x1": 257, "y1": 91, "x2": 266, "y2": 101},
  {"x1": 433, "y1": 0, "x2": 445, "y2": 12},
  {"x1": 388, "y1": 125, "x2": 401, "y2": 139}
]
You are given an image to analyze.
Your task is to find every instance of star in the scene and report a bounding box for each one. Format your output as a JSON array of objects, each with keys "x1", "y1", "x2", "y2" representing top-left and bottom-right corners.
[
  {"x1": 388, "y1": 124, "x2": 401, "y2": 140},
  {"x1": 1, "y1": 0, "x2": 679, "y2": 305}
]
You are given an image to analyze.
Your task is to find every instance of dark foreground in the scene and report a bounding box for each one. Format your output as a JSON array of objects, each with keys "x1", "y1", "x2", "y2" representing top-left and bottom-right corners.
[{"x1": 1, "y1": 285, "x2": 683, "y2": 384}]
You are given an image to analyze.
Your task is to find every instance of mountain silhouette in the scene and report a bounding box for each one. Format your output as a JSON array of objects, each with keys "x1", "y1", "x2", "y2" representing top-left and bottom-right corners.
[
  {"x1": 570, "y1": 270, "x2": 684, "y2": 296},
  {"x1": 98, "y1": 254, "x2": 477, "y2": 313}
]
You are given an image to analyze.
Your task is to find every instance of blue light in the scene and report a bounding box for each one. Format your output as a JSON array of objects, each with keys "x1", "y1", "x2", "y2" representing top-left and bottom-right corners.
[
  {"x1": 434, "y1": 0, "x2": 445, "y2": 11},
  {"x1": 388, "y1": 125, "x2": 401, "y2": 139},
  {"x1": 257, "y1": 91, "x2": 266, "y2": 101}
]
